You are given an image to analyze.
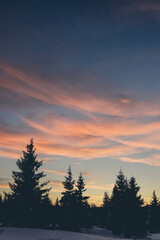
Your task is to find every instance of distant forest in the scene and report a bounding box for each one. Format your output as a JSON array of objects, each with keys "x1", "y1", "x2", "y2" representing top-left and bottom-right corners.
[{"x1": 0, "y1": 139, "x2": 160, "y2": 238}]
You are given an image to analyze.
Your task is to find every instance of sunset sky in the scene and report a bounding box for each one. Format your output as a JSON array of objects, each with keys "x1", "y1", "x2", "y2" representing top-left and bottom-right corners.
[{"x1": 1, "y1": 0, "x2": 160, "y2": 205}]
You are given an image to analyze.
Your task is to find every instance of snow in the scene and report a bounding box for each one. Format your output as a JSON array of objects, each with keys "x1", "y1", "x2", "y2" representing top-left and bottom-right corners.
[
  {"x1": 149, "y1": 233, "x2": 160, "y2": 240},
  {"x1": 0, "y1": 227, "x2": 158, "y2": 240}
]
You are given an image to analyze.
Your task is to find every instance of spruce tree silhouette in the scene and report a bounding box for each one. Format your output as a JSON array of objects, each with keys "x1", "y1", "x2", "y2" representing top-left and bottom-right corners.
[
  {"x1": 110, "y1": 169, "x2": 128, "y2": 235},
  {"x1": 110, "y1": 171, "x2": 147, "y2": 237},
  {"x1": 60, "y1": 166, "x2": 75, "y2": 207},
  {"x1": 74, "y1": 172, "x2": 90, "y2": 228},
  {"x1": 60, "y1": 166, "x2": 76, "y2": 230},
  {"x1": 9, "y1": 139, "x2": 51, "y2": 227},
  {"x1": 150, "y1": 190, "x2": 159, "y2": 207},
  {"x1": 102, "y1": 191, "x2": 110, "y2": 208},
  {"x1": 128, "y1": 176, "x2": 143, "y2": 207},
  {"x1": 124, "y1": 176, "x2": 145, "y2": 237},
  {"x1": 101, "y1": 191, "x2": 110, "y2": 228},
  {"x1": 149, "y1": 190, "x2": 160, "y2": 233},
  {"x1": 75, "y1": 172, "x2": 89, "y2": 208},
  {"x1": 2, "y1": 192, "x2": 13, "y2": 226}
]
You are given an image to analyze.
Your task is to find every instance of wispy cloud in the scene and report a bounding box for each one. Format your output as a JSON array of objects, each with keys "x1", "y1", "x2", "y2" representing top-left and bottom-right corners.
[
  {"x1": 1, "y1": 61, "x2": 160, "y2": 117},
  {"x1": 42, "y1": 169, "x2": 65, "y2": 176},
  {"x1": 82, "y1": 172, "x2": 92, "y2": 176},
  {"x1": 118, "y1": 156, "x2": 160, "y2": 167},
  {"x1": 0, "y1": 184, "x2": 9, "y2": 189},
  {"x1": 50, "y1": 181, "x2": 63, "y2": 187},
  {"x1": 1, "y1": 62, "x2": 160, "y2": 166}
]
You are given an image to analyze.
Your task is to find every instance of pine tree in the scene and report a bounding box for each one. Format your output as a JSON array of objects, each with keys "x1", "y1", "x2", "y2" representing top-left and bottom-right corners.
[
  {"x1": 101, "y1": 191, "x2": 110, "y2": 228},
  {"x1": 110, "y1": 169, "x2": 128, "y2": 235},
  {"x1": 149, "y1": 191, "x2": 160, "y2": 233},
  {"x1": 60, "y1": 166, "x2": 75, "y2": 207},
  {"x1": 60, "y1": 166, "x2": 76, "y2": 229},
  {"x1": 128, "y1": 176, "x2": 143, "y2": 207},
  {"x1": 102, "y1": 191, "x2": 110, "y2": 208},
  {"x1": 2, "y1": 193, "x2": 13, "y2": 226},
  {"x1": 150, "y1": 190, "x2": 159, "y2": 207},
  {"x1": 9, "y1": 138, "x2": 51, "y2": 227},
  {"x1": 124, "y1": 176, "x2": 146, "y2": 237},
  {"x1": 110, "y1": 171, "x2": 147, "y2": 237},
  {"x1": 74, "y1": 172, "x2": 90, "y2": 229},
  {"x1": 75, "y1": 172, "x2": 89, "y2": 207}
]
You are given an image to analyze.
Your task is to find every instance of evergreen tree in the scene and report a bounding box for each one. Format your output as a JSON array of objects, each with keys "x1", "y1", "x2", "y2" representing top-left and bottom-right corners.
[
  {"x1": 3, "y1": 192, "x2": 16, "y2": 226},
  {"x1": 102, "y1": 191, "x2": 110, "y2": 208},
  {"x1": 40, "y1": 195, "x2": 53, "y2": 229},
  {"x1": 128, "y1": 176, "x2": 143, "y2": 207},
  {"x1": 9, "y1": 139, "x2": 51, "y2": 227},
  {"x1": 149, "y1": 190, "x2": 160, "y2": 233},
  {"x1": 110, "y1": 169, "x2": 128, "y2": 235},
  {"x1": 75, "y1": 172, "x2": 89, "y2": 207},
  {"x1": 124, "y1": 176, "x2": 146, "y2": 237},
  {"x1": 74, "y1": 172, "x2": 90, "y2": 229},
  {"x1": 150, "y1": 190, "x2": 159, "y2": 207},
  {"x1": 53, "y1": 197, "x2": 61, "y2": 229},
  {"x1": 59, "y1": 166, "x2": 76, "y2": 230},
  {"x1": 60, "y1": 166, "x2": 75, "y2": 207},
  {"x1": 101, "y1": 191, "x2": 110, "y2": 228}
]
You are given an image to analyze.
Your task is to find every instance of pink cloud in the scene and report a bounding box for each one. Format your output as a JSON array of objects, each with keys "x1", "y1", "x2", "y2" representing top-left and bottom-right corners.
[
  {"x1": 1, "y1": 61, "x2": 160, "y2": 118},
  {"x1": 0, "y1": 184, "x2": 9, "y2": 189},
  {"x1": 42, "y1": 169, "x2": 66, "y2": 176},
  {"x1": 1, "y1": 62, "x2": 160, "y2": 167},
  {"x1": 118, "y1": 156, "x2": 160, "y2": 166},
  {"x1": 50, "y1": 181, "x2": 63, "y2": 187}
]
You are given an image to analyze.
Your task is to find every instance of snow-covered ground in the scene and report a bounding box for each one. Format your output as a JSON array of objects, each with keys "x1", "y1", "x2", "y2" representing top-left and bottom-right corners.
[
  {"x1": 0, "y1": 227, "x2": 158, "y2": 240},
  {"x1": 149, "y1": 233, "x2": 160, "y2": 240}
]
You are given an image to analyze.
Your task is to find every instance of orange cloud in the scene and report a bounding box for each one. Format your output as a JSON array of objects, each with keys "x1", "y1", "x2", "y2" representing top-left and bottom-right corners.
[
  {"x1": 0, "y1": 149, "x2": 19, "y2": 159},
  {"x1": 42, "y1": 169, "x2": 65, "y2": 176},
  {"x1": 1, "y1": 62, "x2": 160, "y2": 167},
  {"x1": 1, "y1": 61, "x2": 160, "y2": 118},
  {"x1": 37, "y1": 141, "x2": 138, "y2": 159},
  {"x1": 118, "y1": 156, "x2": 160, "y2": 167},
  {"x1": 50, "y1": 181, "x2": 63, "y2": 187},
  {"x1": 1, "y1": 115, "x2": 160, "y2": 166},
  {"x1": 0, "y1": 184, "x2": 9, "y2": 189},
  {"x1": 22, "y1": 114, "x2": 160, "y2": 143},
  {"x1": 82, "y1": 172, "x2": 92, "y2": 176}
]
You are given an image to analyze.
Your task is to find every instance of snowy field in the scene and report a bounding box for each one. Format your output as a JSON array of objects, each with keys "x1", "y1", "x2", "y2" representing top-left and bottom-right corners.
[{"x1": 0, "y1": 227, "x2": 159, "y2": 240}]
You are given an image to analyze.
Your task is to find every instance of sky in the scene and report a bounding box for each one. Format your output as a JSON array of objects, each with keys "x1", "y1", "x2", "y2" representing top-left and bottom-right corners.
[{"x1": 1, "y1": 0, "x2": 160, "y2": 205}]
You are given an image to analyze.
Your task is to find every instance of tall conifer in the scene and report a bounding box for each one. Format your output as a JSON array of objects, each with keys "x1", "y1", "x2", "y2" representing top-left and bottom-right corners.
[
  {"x1": 149, "y1": 190, "x2": 160, "y2": 233},
  {"x1": 60, "y1": 166, "x2": 75, "y2": 207},
  {"x1": 75, "y1": 172, "x2": 89, "y2": 207},
  {"x1": 110, "y1": 169, "x2": 128, "y2": 234},
  {"x1": 9, "y1": 139, "x2": 51, "y2": 226}
]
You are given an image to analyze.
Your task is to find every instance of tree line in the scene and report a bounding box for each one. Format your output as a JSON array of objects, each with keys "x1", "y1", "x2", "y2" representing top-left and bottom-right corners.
[{"x1": 0, "y1": 139, "x2": 160, "y2": 238}]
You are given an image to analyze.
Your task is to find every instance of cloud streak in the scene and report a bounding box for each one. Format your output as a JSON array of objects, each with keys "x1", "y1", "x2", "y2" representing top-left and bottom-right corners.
[
  {"x1": 1, "y1": 62, "x2": 160, "y2": 166},
  {"x1": 42, "y1": 169, "x2": 66, "y2": 176},
  {"x1": 1, "y1": 61, "x2": 160, "y2": 118}
]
